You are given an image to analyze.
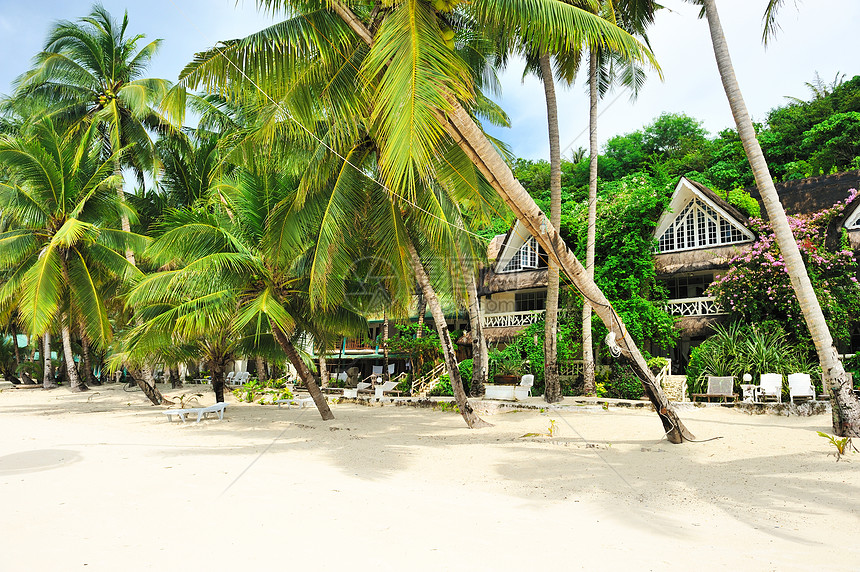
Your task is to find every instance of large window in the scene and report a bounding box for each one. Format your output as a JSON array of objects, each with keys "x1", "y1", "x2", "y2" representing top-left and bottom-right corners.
[
  {"x1": 515, "y1": 290, "x2": 546, "y2": 312},
  {"x1": 661, "y1": 274, "x2": 714, "y2": 300},
  {"x1": 658, "y1": 197, "x2": 749, "y2": 253}
]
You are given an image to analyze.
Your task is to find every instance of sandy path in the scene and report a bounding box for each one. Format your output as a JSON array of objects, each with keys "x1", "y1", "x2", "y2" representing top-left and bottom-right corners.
[{"x1": 0, "y1": 385, "x2": 858, "y2": 571}]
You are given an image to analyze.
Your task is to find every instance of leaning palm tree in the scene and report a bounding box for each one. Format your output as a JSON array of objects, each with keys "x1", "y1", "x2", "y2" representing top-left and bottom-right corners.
[
  {"x1": 693, "y1": 0, "x2": 860, "y2": 436},
  {"x1": 181, "y1": 0, "x2": 693, "y2": 441},
  {"x1": 0, "y1": 118, "x2": 146, "y2": 392}
]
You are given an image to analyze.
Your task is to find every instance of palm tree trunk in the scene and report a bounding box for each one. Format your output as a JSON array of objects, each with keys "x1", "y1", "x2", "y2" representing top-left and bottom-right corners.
[
  {"x1": 169, "y1": 366, "x2": 181, "y2": 389},
  {"x1": 702, "y1": 0, "x2": 860, "y2": 436},
  {"x1": 43, "y1": 332, "x2": 56, "y2": 389},
  {"x1": 330, "y1": 2, "x2": 692, "y2": 443},
  {"x1": 383, "y1": 310, "x2": 390, "y2": 382},
  {"x1": 61, "y1": 319, "x2": 85, "y2": 392},
  {"x1": 462, "y1": 258, "x2": 487, "y2": 397},
  {"x1": 539, "y1": 53, "x2": 562, "y2": 404},
  {"x1": 81, "y1": 333, "x2": 98, "y2": 386},
  {"x1": 416, "y1": 293, "x2": 427, "y2": 337},
  {"x1": 319, "y1": 354, "x2": 330, "y2": 387},
  {"x1": 583, "y1": 52, "x2": 599, "y2": 396},
  {"x1": 11, "y1": 324, "x2": 21, "y2": 367},
  {"x1": 272, "y1": 327, "x2": 335, "y2": 421},
  {"x1": 406, "y1": 239, "x2": 491, "y2": 429},
  {"x1": 210, "y1": 359, "x2": 227, "y2": 403},
  {"x1": 255, "y1": 355, "x2": 268, "y2": 382}
]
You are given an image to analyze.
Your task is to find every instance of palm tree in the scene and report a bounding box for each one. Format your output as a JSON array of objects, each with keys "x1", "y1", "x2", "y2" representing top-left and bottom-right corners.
[
  {"x1": 696, "y1": 0, "x2": 860, "y2": 436},
  {"x1": 0, "y1": 118, "x2": 146, "y2": 392},
  {"x1": 181, "y1": 0, "x2": 693, "y2": 441},
  {"x1": 11, "y1": 4, "x2": 185, "y2": 401},
  {"x1": 123, "y1": 168, "x2": 364, "y2": 418},
  {"x1": 579, "y1": 0, "x2": 656, "y2": 395},
  {"x1": 11, "y1": 4, "x2": 185, "y2": 239}
]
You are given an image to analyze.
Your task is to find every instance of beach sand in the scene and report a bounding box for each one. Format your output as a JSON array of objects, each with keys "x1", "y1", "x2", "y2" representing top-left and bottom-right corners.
[{"x1": 0, "y1": 385, "x2": 858, "y2": 571}]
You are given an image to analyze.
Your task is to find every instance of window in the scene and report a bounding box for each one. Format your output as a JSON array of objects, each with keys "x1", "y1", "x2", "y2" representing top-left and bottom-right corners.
[
  {"x1": 502, "y1": 237, "x2": 542, "y2": 272},
  {"x1": 660, "y1": 274, "x2": 714, "y2": 300},
  {"x1": 658, "y1": 197, "x2": 749, "y2": 253},
  {"x1": 515, "y1": 290, "x2": 546, "y2": 312}
]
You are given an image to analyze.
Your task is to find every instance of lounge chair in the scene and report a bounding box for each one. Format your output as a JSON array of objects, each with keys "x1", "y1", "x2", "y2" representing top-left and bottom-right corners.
[
  {"x1": 514, "y1": 374, "x2": 534, "y2": 400},
  {"x1": 691, "y1": 376, "x2": 737, "y2": 403},
  {"x1": 343, "y1": 381, "x2": 371, "y2": 399},
  {"x1": 788, "y1": 373, "x2": 815, "y2": 404},
  {"x1": 163, "y1": 403, "x2": 227, "y2": 424},
  {"x1": 276, "y1": 396, "x2": 315, "y2": 409},
  {"x1": 225, "y1": 371, "x2": 236, "y2": 385},
  {"x1": 374, "y1": 380, "x2": 400, "y2": 401},
  {"x1": 372, "y1": 365, "x2": 383, "y2": 377},
  {"x1": 756, "y1": 373, "x2": 783, "y2": 403}
]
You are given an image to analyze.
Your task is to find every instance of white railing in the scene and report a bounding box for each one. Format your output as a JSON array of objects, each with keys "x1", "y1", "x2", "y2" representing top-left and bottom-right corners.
[
  {"x1": 482, "y1": 309, "x2": 545, "y2": 329},
  {"x1": 412, "y1": 363, "x2": 446, "y2": 397},
  {"x1": 663, "y1": 297, "x2": 726, "y2": 317}
]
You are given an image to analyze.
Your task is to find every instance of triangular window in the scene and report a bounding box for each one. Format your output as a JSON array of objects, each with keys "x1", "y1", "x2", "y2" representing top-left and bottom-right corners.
[
  {"x1": 502, "y1": 237, "x2": 539, "y2": 272},
  {"x1": 657, "y1": 197, "x2": 749, "y2": 253}
]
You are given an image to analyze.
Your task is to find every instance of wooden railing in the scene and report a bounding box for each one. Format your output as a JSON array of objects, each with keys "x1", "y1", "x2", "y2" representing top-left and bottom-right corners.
[
  {"x1": 482, "y1": 309, "x2": 545, "y2": 329},
  {"x1": 663, "y1": 297, "x2": 725, "y2": 317},
  {"x1": 343, "y1": 338, "x2": 375, "y2": 351},
  {"x1": 412, "y1": 362, "x2": 446, "y2": 397}
]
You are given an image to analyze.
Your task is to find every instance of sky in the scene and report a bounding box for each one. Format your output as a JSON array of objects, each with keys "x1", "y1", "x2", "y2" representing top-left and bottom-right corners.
[{"x1": 1, "y1": 0, "x2": 858, "y2": 161}]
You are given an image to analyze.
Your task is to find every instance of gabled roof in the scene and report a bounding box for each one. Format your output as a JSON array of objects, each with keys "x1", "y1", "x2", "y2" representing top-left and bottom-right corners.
[{"x1": 654, "y1": 177, "x2": 755, "y2": 254}]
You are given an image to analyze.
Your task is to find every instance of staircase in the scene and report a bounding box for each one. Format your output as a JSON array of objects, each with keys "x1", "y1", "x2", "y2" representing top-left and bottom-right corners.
[
  {"x1": 411, "y1": 363, "x2": 446, "y2": 397},
  {"x1": 662, "y1": 375, "x2": 688, "y2": 402}
]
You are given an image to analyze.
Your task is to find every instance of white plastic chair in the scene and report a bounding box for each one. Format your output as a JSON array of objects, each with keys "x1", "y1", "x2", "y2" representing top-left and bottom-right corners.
[
  {"x1": 788, "y1": 373, "x2": 815, "y2": 404},
  {"x1": 519, "y1": 374, "x2": 535, "y2": 397},
  {"x1": 756, "y1": 373, "x2": 783, "y2": 403}
]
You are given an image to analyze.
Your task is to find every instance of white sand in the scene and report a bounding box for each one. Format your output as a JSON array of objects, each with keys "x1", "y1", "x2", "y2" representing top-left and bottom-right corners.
[{"x1": 1, "y1": 385, "x2": 858, "y2": 571}]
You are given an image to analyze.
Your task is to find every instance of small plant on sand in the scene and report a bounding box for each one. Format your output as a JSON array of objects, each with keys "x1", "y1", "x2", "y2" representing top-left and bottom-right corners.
[
  {"x1": 175, "y1": 393, "x2": 203, "y2": 408},
  {"x1": 436, "y1": 401, "x2": 459, "y2": 413},
  {"x1": 547, "y1": 419, "x2": 558, "y2": 437},
  {"x1": 817, "y1": 431, "x2": 857, "y2": 461}
]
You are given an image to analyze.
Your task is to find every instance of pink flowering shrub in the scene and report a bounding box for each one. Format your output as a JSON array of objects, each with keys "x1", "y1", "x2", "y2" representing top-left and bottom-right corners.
[{"x1": 709, "y1": 189, "x2": 860, "y2": 344}]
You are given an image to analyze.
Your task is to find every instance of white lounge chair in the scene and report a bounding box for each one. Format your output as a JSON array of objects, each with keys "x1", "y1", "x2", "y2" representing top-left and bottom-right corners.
[
  {"x1": 514, "y1": 374, "x2": 534, "y2": 400},
  {"x1": 343, "y1": 381, "x2": 371, "y2": 399},
  {"x1": 788, "y1": 373, "x2": 815, "y2": 404},
  {"x1": 756, "y1": 373, "x2": 783, "y2": 403},
  {"x1": 374, "y1": 380, "x2": 400, "y2": 401},
  {"x1": 163, "y1": 403, "x2": 227, "y2": 424},
  {"x1": 276, "y1": 396, "x2": 315, "y2": 409},
  {"x1": 225, "y1": 371, "x2": 236, "y2": 385}
]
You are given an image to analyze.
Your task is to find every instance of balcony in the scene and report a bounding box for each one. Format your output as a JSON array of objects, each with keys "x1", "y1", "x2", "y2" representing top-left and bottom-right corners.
[
  {"x1": 663, "y1": 296, "x2": 725, "y2": 317},
  {"x1": 482, "y1": 309, "x2": 545, "y2": 329}
]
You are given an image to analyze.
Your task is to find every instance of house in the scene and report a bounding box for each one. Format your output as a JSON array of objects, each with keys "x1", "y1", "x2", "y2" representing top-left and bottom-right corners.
[
  {"x1": 469, "y1": 171, "x2": 860, "y2": 373},
  {"x1": 655, "y1": 172, "x2": 860, "y2": 370}
]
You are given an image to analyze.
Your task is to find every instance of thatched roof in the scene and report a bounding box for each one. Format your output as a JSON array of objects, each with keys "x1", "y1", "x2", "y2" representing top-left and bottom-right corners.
[
  {"x1": 686, "y1": 178, "x2": 751, "y2": 226},
  {"x1": 655, "y1": 245, "x2": 744, "y2": 276},
  {"x1": 674, "y1": 315, "x2": 727, "y2": 338},
  {"x1": 479, "y1": 268, "x2": 548, "y2": 295},
  {"x1": 745, "y1": 170, "x2": 860, "y2": 219}
]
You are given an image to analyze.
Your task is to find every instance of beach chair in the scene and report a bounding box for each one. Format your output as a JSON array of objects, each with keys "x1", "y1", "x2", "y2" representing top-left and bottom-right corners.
[
  {"x1": 276, "y1": 396, "x2": 316, "y2": 409},
  {"x1": 788, "y1": 373, "x2": 815, "y2": 404},
  {"x1": 343, "y1": 381, "x2": 371, "y2": 399},
  {"x1": 225, "y1": 371, "x2": 236, "y2": 385},
  {"x1": 514, "y1": 374, "x2": 534, "y2": 400},
  {"x1": 756, "y1": 373, "x2": 783, "y2": 403},
  {"x1": 691, "y1": 376, "x2": 737, "y2": 402},
  {"x1": 374, "y1": 380, "x2": 400, "y2": 401},
  {"x1": 372, "y1": 365, "x2": 383, "y2": 377},
  {"x1": 163, "y1": 403, "x2": 227, "y2": 424}
]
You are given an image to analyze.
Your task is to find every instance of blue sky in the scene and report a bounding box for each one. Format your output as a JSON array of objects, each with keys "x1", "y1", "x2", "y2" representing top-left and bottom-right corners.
[{"x1": 1, "y1": 0, "x2": 858, "y2": 160}]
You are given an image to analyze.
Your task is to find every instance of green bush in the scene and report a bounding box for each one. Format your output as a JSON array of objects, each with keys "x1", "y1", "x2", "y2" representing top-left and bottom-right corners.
[
  {"x1": 845, "y1": 354, "x2": 860, "y2": 389},
  {"x1": 428, "y1": 374, "x2": 453, "y2": 397},
  {"x1": 607, "y1": 364, "x2": 643, "y2": 400},
  {"x1": 458, "y1": 359, "x2": 473, "y2": 383}
]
